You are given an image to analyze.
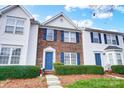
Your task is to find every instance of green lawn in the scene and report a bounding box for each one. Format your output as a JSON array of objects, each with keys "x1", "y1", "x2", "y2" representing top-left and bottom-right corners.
[{"x1": 65, "y1": 78, "x2": 124, "y2": 88}]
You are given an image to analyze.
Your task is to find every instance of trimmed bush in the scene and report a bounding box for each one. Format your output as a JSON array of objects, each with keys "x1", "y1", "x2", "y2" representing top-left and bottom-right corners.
[
  {"x1": 0, "y1": 66, "x2": 40, "y2": 80},
  {"x1": 54, "y1": 63, "x2": 104, "y2": 75},
  {"x1": 111, "y1": 65, "x2": 124, "y2": 74},
  {"x1": 86, "y1": 65, "x2": 104, "y2": 74}
]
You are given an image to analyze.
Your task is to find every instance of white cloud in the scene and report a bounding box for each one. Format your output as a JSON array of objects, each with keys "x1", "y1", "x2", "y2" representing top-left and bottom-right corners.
[
  {"x1": 92, "y1": 12, "x2": 113, "y2": 19},
  {"x1": 45, "y1": 15, "x2": 52, "y2": 20},
  {"x1": 32, "y1": 14, "x2": 40, "y2": 20},
  {"x1": 65, "y1": 5, "x2": 115, "y2": 19},
  {"x1": 115, "y1": 5, "x2": 124, "y2": 13},
  {"x1": 73, "y1": 19, "x2": 93, "y2": 27},
  {"x1": 64, "y1": 5, "x2": 89, "y2": 12},
  {"x1": 109, "y1": 29, "x2": 118, "y2": 32}
]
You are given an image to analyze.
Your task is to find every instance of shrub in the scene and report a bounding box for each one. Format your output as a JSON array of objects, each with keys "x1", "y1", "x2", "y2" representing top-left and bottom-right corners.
[
  {"x1": 54, "y1": 63, "x2": 104, "y2": 75},
  {"x1": 0, "y1": 66, "x2": 40, "y2": 80},
  {"x1": 111, "y1": 65, "x2": 124, "y2": 74},
  {"x1": 86, "y1": 65, "x2": 104, "y2": 74}
]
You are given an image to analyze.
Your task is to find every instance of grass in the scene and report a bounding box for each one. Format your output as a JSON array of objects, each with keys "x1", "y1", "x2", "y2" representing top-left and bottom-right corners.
[{"x1": 65, "y1": 78, "x2": 124, "y2": 88}]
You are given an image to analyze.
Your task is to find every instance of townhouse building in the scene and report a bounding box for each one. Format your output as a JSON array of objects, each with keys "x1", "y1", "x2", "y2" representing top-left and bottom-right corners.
[
  {"x1": 83, "y1": 28, "x2": 124, "y2": 70},
  {"x1": 0, "y1": 5, "x2": 124, "y2": 71},
  {"x1": 0, "y1": 5, "x2": 39, "y2": 66},
  {"x1": 36, "y1": 13, "x2": 83, "y2": 70}
]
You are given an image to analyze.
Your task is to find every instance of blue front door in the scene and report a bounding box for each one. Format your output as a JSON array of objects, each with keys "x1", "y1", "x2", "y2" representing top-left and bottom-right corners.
[
  {"x1": 95, "y1": 53, "x2": 102, "y2": 66},
  {"x1": 45, "y1": 52, "x2": 53, "y2": 70}
]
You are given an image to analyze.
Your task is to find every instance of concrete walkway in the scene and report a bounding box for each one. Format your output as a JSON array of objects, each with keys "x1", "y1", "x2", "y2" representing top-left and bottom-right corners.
[
  {"x1": 107, "y1": 75, "x2": 124, "y2": 79},
  {"x1": 46, "y1": 75, "x2": 63, "y2": 88}
]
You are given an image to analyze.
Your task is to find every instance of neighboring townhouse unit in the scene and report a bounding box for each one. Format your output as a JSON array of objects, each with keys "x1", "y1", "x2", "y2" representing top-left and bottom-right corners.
[
  {"x1": 83, "y1": 27, "x2": 124, "y2": 70},
  {"x1": 37, "y1": 12, "x2": 83, "y2": 70},
  {"x1": 0, "y1": 5, "x2": 39, "y2": 66}
]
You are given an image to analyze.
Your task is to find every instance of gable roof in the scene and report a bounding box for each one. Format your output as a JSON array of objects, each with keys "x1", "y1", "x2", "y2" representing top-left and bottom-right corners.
[
  {"x1": 104, "y1": 46, "x2": 122, "y2": 50},
  {"x1": 0, "y1": 5, "x2": 34, "y2": 19},
  {"x1": 42, "y1": 12, "x2": 80, "y2": 30}
]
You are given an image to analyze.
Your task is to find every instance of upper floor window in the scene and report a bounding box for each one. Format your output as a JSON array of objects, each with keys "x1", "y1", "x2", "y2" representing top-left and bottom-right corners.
[
  {"x1": 104, "y1": 34, "x2": 119, "y2": 45},
  {"x1": 106, "y1": 34, "x2": 111, "y2": 44},
  {"x1": 93, "y1": 32, "x2": 99, "y2": 43},
  {"x1": 46, "y1": 29, "x2": 54, "y2": 41},
  {"x1": 5, "y1": 16, "x2": 25, "y2": 34},
  {"x1": 91, "y1": 32, "x2": 101, "y2": 43},
  {"x1": 0, "y1": 46, "x2": 21, "y2": 65},
  {"x1": 64, "y1": 32, "x2": 76, "y2": 43},
  {"x1": 123, "y1": 37, "x2": 124, "y2": 43},
  {"x1": 111, "y1": 35, "x2": 117, "y2": 45}
]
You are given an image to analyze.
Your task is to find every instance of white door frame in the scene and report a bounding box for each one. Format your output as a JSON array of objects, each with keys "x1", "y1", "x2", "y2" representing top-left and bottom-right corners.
[
  {"x1": 43, "y1": 46, "x2": 56, "y2": 70},
  {"x1": 93, "y1": 51, "x2": 103, "y2": 66}
]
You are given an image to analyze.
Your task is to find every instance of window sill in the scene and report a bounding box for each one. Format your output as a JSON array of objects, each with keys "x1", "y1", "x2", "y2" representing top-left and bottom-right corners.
[
  {"x1": 4, "y1": 32, "x2": 24, "y2": 35},
  {"x1": 63, "y1": 41, "x2": 77, "y2": 44}
]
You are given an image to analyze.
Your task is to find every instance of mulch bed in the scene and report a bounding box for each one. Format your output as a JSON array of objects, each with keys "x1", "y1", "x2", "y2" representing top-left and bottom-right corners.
[
  {"x1": 0, "y1": 76, "x2": 47, "y2": 88},
  {"x1": 58, "y1": 74, "x2": 113, "y2": 86}
]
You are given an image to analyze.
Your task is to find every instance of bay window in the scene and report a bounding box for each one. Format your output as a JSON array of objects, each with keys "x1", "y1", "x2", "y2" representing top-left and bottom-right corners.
[{"x1": 116, "y1": 53, "x2": 122, "y2": 65}]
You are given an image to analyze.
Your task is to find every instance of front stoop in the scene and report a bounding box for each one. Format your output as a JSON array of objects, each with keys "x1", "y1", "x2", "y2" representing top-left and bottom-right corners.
[
  {"x1": 45, "y1": 70, "x2": 54, "y2": 75},
  {"x1": 46, "y1": 75, "x2": 63, "y2": 88}
]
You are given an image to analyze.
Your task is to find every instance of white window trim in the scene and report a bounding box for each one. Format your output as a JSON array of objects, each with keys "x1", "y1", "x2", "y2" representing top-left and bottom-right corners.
[
  {"x1": 64, "y1": 32, "x2": 76, "y2": 43},
  {"x1": 5, "y1": 16, "x2": 25, "y2": 35},
  {"x1": 116, "y1": 53, "x2": 123, "y2": 65},
  {"x1": 64, "y1": 52, "x2": 77, "y2": 65},
  {"x1": 0, "y1": 45, "x2": 22, "y2": 65},
  {"x1": 106, "y1": 34, "x2": 117, "y2": 45},
  {"x1": 93, "y1": 32, "x2": 99, "y2": 43},
  {"x1": 46, "y1": 28, "x2": 54, "y2": 41}
]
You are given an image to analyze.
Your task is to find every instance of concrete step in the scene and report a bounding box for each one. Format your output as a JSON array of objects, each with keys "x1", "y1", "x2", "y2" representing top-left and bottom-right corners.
[
  {"x1": 47, "y1": 78, "x2": 59, "y2": 81},
  {"x1": 46, "y1": 75, "x2": 59, "y2": 79},
  {"x1": 48, "y1": 85, "x2": 63, "y2": 88},
  {"x1": 47, "y1": 80, "x2": 61, "y2": 86}
]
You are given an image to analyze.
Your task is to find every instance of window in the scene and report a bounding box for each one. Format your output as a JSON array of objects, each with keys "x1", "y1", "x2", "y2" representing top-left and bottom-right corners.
[
  {"x1": 70, "y1": 32, "x2": 76, "y2": 43},
  {"x1": 5, "y1": 16, "x2": 25, "y2": 34},
  {"x1": 116, "y1": 53, "x2": 122, "y2": 65},
  {"x1": 64, "y1": 32, "x2": 69, "y2": 42},
  {"x1": 64, "y1": 32, "x2": 76, "y2": 43},
  {"x1": 105, "y1": 34, "x2": 118, "y2": 45},
  {"x1": 93, "y1": 32, "x2": 99, "y2": 43},
  {"x1": 106, "y1": 34, "x2": 111, "y2": 44},
  {"x1": 64, "y1": 52, "x2": 77, "y2": 65},
  {"x1": 0, "y1": 46, "x2": 21, "y2": 65},
  {"x1": 10, "y1": 48, "x2": 21, "y2": 64},
  {"x1": 112, "y1": 35, "x2": 117, "y2": 45},
  {"x1": 46, "y1": 29, "x2": 54, "y2": 41},
  {"x1": 0, "y1": 48, "x2": 10, "y2": 64},
  {"x1": 108, "y1": 53, "x2": 114, "y2": 65}
]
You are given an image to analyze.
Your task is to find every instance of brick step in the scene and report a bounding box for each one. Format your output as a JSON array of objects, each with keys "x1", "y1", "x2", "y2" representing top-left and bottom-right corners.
[{"x1": 45, "y1": 70, "x2": 55, "y2": 74}]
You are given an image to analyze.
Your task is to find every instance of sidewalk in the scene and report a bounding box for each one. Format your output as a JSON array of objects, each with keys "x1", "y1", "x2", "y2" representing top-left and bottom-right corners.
[{"x1": 46, "y1": 75, "x2": 63, "y2": 88}]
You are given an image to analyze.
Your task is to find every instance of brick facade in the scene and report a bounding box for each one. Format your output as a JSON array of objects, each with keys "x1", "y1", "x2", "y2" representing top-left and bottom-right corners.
[{"x1": 36, "y1": 28, "x2": 83, "y2": 66}]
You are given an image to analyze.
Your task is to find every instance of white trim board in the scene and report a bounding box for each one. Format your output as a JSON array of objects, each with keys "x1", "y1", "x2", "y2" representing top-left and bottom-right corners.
[{"x1": 43, "y1": 46, "x2": 56, "y2": 70}]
